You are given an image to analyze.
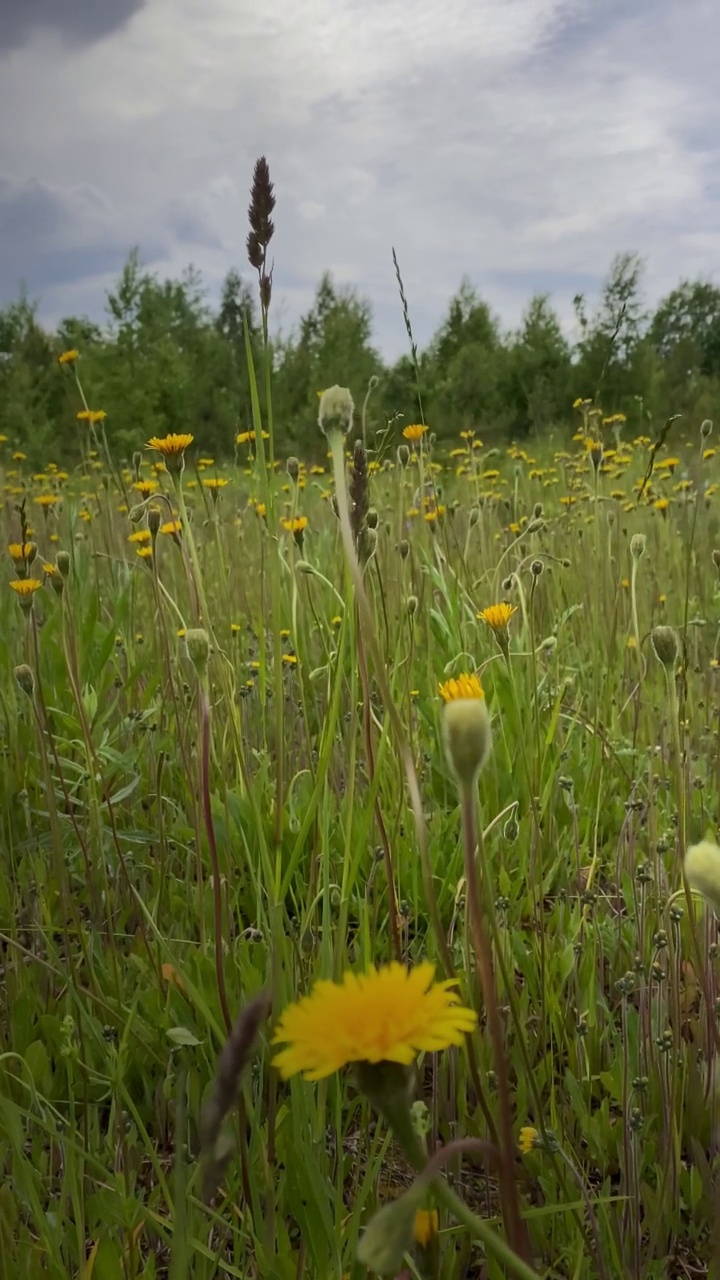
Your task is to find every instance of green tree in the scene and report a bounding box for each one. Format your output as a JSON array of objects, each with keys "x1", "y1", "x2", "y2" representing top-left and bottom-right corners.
[{"x1": 502, "y1": 295, "x2": 571, "y2": 435}]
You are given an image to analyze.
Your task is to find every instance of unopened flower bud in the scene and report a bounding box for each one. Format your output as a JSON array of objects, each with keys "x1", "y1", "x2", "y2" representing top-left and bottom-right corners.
[
  {"x1": 14, "y1": 664, "x2": 35, "y2": 698},
  {"x1": 651, "y1": 625, "x2": 679, "y2": 669},
  {"x1": 148, "y1": 506, "x2": 161, "y2": 537},
  {"x1": 531, "y1": 559, "x2": 544, "y2": 577},
  {"x1": 366, "y1": 507, "x2": 379, "y2": 530},
  {"x1": 286, "y1": 456, "x2": 300, "y2": 480},
  {"x1": 132, "y1": 451, "x2": 142, "y2": 479},
  {"x1": 185, "y1": 627, "x2": 210, "y2": 673},
  {"x1": 503, "y1": 814, "x2": 519, "y2": 842},
  {"x1": 533, "y1": 502, "x2": 543, "y2": 519},
  {"x1": 398, "y1": 539, "x2": 409, "y2": 559},
  {"x1": 56, "y1": 550, "x2": 70, "y2": 577},
  {"x1": 440, "y1": 675, "x2": 492, "y2": 789},
  {"x1": 407, "y1": 595, "x2": 418, "y2": 616},
  {"x1": 469, "y1": 507, "x2": 480, "y2": 526},
  {"x1": 701, "y1": 419, "x2": 713, "y2": 438},
  {"x1": 318, "y1": 385, "x2": 354, "y2": 437},
  {"x1": 128, "y1": 503, "x2": 145, "y2": 525},
  {"x1": 397, "y1": 444, "x2": 410, "y2": 468},
  {"x1": 685, "y1": 840, "x2": 720, "y2": 914},
  {"x1": 630, "y1": 533, "x2": 646, "y2": 560}
]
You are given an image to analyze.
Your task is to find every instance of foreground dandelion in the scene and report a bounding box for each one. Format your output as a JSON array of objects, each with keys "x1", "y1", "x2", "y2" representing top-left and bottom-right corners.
[
  {"x1": 10, "y1": 579, "x2": 42, "y2": 611},
  {"x1": 272, "y1": 962, "x2": 476, "y2": 1081},
  {"x1": 146, "y1": 433, "x2": 194, "y2": 474}
]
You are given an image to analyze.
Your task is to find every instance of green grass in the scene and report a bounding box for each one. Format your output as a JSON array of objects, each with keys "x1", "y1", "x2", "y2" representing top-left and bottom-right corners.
[{"x1": 1, "y1": 416, "x2": 719, "y2": 1279}]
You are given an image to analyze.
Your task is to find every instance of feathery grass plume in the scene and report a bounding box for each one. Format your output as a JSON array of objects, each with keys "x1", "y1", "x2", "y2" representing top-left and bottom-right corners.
[
  {"x1": 392, "y1": 247, "x2": 425, "y2": 426},
  {"x1": 199, "y1": 990, "x2": 271, "y2": 1202},
  {"x1": 246, "y1": 155, "x2": 275, "y2": 312},
  {"x1": 651, "y1": 625, "x2": 678, "y2": 669},
  {"x1": 684, "y1": 840, "x2": 720, "y2": 914}
]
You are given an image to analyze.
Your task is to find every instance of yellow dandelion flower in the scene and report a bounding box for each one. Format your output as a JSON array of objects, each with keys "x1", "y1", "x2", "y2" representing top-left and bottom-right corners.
[
  {"x1": 8, "y1": 542, "x2": 35, "y2": 567},
  {"x1": 146, "y1": 432, "x2": 194, "y2": 458},
  {"x1": 136, "y1": 546, "x2": 153, "y2": 560},
  {"x1": 273, "y1": 962, "x2": 476, "y2": 1081},
  {"x1": 58, "y1": 349, "x2": 79, "y2": 365},
  {"x1": 89, "y1": 410, "x2": 106, "y2": 424},
  {"x1": 160, "y1": 519, "x2": 182, "y2": 536},
  {"x1": 10, "y1": 578, "x2": 42, "y2": 607},
  {"x1": 134, "y1": 480, "x2": 159, "y2": 497},
  {"x1": 654, "y1": 497, "x2": 669, "y2": 514},
  {"x1": 438, "y1": 673, "x2": 484, "y2": 703},
  {"x1": 518, "y1": 1126, "x2": 539, "y2": 1155},
  {"x1": 402, "y1": 424, "x2": 428, "y2": 443},
  {"x1": 12, "y1": 452, "x2": 26, "y2": 462},
  {"x1": 128, "y1": 529, "x2": 151, "y2": 544},
  {"x1": 255, "y1": 502, "x2": 266, "y2": 518},
  {"x1": 282, "y1": 653, "x2": 298, "y2": 666},
  {"x1": 281, "y1": 516, "x2": 308, "y2": 533},
  {"x1": 203, "y1": 477, "x2": 229, "y2": 490},
  {"x1": 34, "y1": 494, "x2": 60, "y2": 508},
  {"x1": 76, "y1": 410, "x2": 93, "y2": 422},
  {"x1": 478, "y1": 603, "x2": 516, "y2": 632}
]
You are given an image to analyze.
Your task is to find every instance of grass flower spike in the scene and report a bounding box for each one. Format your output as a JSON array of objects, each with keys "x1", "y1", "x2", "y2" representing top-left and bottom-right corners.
[{"x1": 273, "y1": 962, "x2": 476, "y2": 1081}]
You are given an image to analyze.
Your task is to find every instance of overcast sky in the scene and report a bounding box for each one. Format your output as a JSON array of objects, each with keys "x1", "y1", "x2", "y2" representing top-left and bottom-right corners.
[{"x1": 0, "y1": 0, "x2": 718, "y2": 358}]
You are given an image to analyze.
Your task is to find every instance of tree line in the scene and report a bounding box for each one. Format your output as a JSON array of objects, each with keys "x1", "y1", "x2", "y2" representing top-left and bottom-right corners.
[{"x1": 2, "y1": 247, "x2": 720, "y2": 463}]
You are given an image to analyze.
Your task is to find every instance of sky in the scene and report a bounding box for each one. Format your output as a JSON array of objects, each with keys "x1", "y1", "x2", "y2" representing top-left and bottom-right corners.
[{"x1": 0, "y1": 0, "x2": 718, "y2": 359}]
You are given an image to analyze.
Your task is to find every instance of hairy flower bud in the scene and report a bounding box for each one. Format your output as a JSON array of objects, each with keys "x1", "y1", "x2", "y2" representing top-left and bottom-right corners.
[
  {"x1": 14, "y1": 664, "x2": 35, "y2": 698},
  {"x1": 685, "y1": 840, "x2": 720, "y2": 914},
  {"x1": 185, "y1": 627, "x2": 210, "y2": 674},
  {"x1": 318, "y1": 385, "x2": 354, "y2": 437},
  {"x1": 630, "y1": 533, "x2": 646, "y2": 560},
  {"x1": 286, "y1": 456, "x2": 300, "y2": 481},
  {"x1": 651, "y1": 625, "x2": 679, "y2": 669}
]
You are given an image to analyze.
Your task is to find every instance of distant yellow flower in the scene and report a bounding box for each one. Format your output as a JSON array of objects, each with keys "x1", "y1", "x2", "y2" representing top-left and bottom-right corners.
[
  {"x1": 281, "y1": 516, "x2": 308, "y2": 533},
  {"x1": 478, "y1": 603, "x2": 516, "y2": 633},
  {"x1": 160, "y1": 519, "x2": 182, "y2": 537},
  {"x1": 402, "y1": 424, "x2": 428, "y2": 443},
  {"x1": 255, "y1": 502, "x2": 266, "y2": 519},
  {"x1": 88, "y1": 410, "x2": 106, "y2": 424},
  {"x1": 12, "y1": 452, "x2": 26, "y2": 462},
  {"x1": 413, "y1": 1209, "x2": 439, "y2": 1248},
  {"x1": 657, "y1": 457, "x2": 679, "y2": 472},
  {"x1": 518, "y1": 1126, "x2": 539, "y2": 1155},
  {"x1": 76, "y1": 410, "x2": 93, "y2": 422},
  {"x1": 146, "y1": 433, "x2": 194, "y2": 460},
  {"x1": 134, "y1": 480, "x2": 159, "y2": 497},
  {"x1": 136, "y1": 546, "x2": 153, "y2": 560},
  {"x1": 282, "y1": 653, "x2": 298, "y2": 665},
  {"x1": 438, "y1": 672, "x2": 484, "y2": 703},
  {"x1": 236, "y1": 429, "x2": 269, "y2": 445},
  {"x1": 704, "y1": 448, "x2": 716, "y2": 461},
  {"x1": 58, "y1": 349, "x2": 79, "y2": 365},
  {"x1": 273, "y1": 962, "x2": 476, "y2": 1081},
  {"x1": 128, "y1": 529, "x2": 151, "y2": 544},
  {"x1": 331, "y1": 614, "x2": 342, "y2": 628},
  {"x1": 203, "y1": 477, "x2": 229, "y2": 491},
  {"x1": 654, "y1": 497, "x2": 669, "y2": 515},
  {"x1": 34, "y1": 494, "x2": 60, "y2": 508}
]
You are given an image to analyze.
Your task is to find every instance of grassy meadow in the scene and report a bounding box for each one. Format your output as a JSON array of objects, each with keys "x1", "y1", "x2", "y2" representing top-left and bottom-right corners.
[{"x1": 2, "y1": 369, "x2": 720, "y2": 1280}]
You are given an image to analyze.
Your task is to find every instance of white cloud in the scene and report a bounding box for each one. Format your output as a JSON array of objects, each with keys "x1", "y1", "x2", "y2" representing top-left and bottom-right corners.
[{"x1": 0, "y1": 0, "x2": 718, "y2": 355}]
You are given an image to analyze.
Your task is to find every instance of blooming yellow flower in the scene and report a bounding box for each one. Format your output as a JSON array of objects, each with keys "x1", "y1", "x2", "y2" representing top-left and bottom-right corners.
[
  {"x1": 136, "y1": 546, "x2": 153, "y2": 560},
  {"x1": 58, "y1": 349, "x2": 79, "y2": 365},
  {"x1": 8, "y1": 542, "x2": 35, "y2": 567},
  {"x1": 203, "y1": 477, "x2": 229, "y2": 490},
  {"x1": 12, "y1": 452, "x2": 26, "y2": 462},
  {"x1": 146, "y1": 433, "x2": 194, "y2": 458},
  {"x1": 281, "y1": 516, "x2": 308, "y2": 533},
  {"x1": 438, "y1": 673, "x2": 484, "y2": 703},
  {"x1": 76, "y1": 410, "x2": 93, "y2": 422},
  {"x1": 478, "y1": 603, "x2": 516, "y2": 632},
  {"x1": 160, "y1": 519, "x2": 182, "y2": 537},
  {"x1": 134, "y1": 480, "x2": 160, "y2": 498},
  {"x1": 10, "y1": 578, "x2": 42, "y2": 601},
  {"x1": 654, "y1": 497, "x2": 669, "y2": 514},
  {"x1": 128, "y1": 529, "x2": 151, "y2": 544},
  {"x1": 518, "y1": 1126, "x2": 539, "y2": 1155},
  {"x1": 273, "y1": 962, "x2": 476, "y2": 1081},
  {"x1": 34, "y1": 494, "x2": 60, "y2": 508},
  {"x1": 402, "y1": 424, "x2": 428, "y2": 443}
]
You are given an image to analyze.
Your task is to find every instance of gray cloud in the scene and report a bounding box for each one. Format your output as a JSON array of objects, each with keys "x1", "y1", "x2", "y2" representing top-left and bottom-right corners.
[
  {"x1": 0, "y1": 0, "x2": 719, "y2": 354},
  {"x1": 0, "y1": 0, "x2": 146, "y2": 52}
]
